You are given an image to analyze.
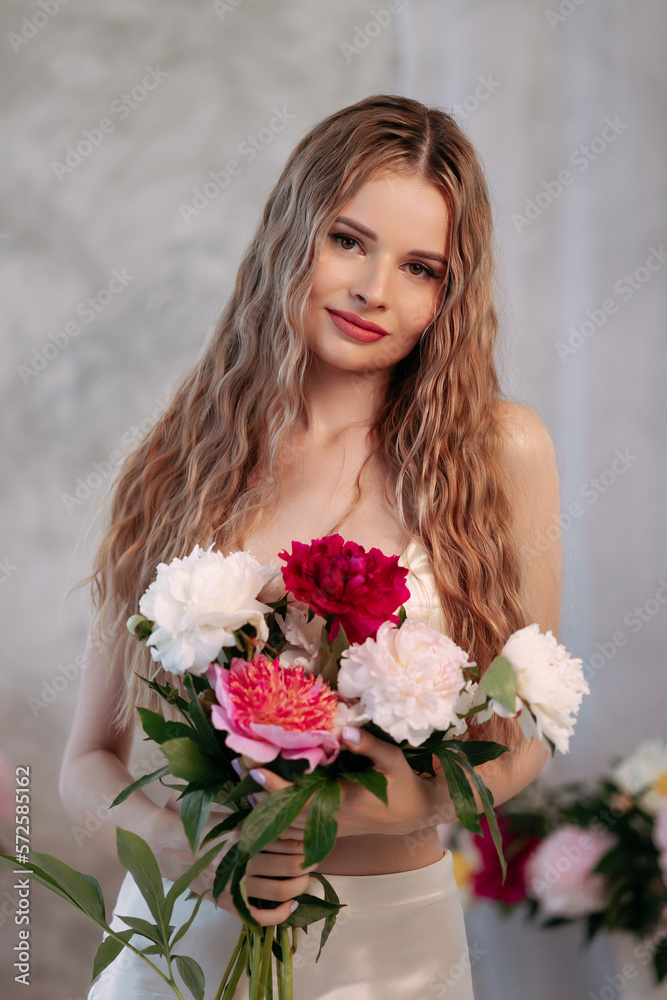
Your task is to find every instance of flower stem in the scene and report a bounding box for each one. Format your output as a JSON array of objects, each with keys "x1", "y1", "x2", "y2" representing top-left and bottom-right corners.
[
  {"x1": 258, "y1": 924, "x2": 275, "y2": 997},
  {"x1": 213, "y1": 929, "x2": 244, "y2": 1000},
  {"x1": 221, "y1": 933, "x2": 248, "y2": 1000},
  {"x1": 250, "y1": 927, "x2": 263, "y2": 1000},
  {"x1": 280, "y1": 925, "x2": 293, "y2": 1000}
]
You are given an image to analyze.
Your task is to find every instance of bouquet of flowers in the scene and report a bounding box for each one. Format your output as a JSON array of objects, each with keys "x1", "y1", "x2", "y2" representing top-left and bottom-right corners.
[
  {"x1": 451, "y1": 740, "x2": 667, "y2": 985},
  {"x1": 1, "y1": 534, "x2": 588, "y2": 999}
]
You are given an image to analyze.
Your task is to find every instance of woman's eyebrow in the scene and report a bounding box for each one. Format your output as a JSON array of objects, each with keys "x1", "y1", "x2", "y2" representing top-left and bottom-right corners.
[{"x1": 333, "y1": 215, "x2": 447, "y2": 267}]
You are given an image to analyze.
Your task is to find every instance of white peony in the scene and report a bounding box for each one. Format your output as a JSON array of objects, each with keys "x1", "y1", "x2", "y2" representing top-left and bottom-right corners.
[
  {"x1": 612, "y1": 740, "x2": 667, "y2": 815},
  {"x1": 337, "y1": 619, "x2": 471, "y2": 746},
  {"x1": 138, "y1": 544, "x2": 280, "y2": 675},
  {"x1": 275, "y1": 606, "x2": 324, "y2": 673},
  {"x1": 477, "y1": 624, "x2": 589, "y2": 754}
]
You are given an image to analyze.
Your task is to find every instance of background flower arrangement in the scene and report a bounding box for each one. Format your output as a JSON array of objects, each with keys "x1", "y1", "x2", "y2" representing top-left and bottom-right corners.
[{"x1": 451, "y1": 740, "x2": 667, "y2": 986}]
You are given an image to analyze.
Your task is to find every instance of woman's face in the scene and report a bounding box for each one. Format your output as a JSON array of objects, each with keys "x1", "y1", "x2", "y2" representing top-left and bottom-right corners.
[{"x1": 304, "y1": 169, "x2": 450, "y2": 376}]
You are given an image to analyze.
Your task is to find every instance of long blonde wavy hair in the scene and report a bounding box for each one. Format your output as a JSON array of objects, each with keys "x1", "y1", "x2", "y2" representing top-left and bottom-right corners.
[{"x1": 79, "y1": 94, "x2": 529, "y2": 746}]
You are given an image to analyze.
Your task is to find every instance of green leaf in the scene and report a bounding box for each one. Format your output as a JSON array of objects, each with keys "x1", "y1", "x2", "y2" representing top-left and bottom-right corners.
[
  {"x1": 115, "y1": 828, "x2": 165, "y2": 927},
  {"x1": 180, "y1": 786, "x2": 217, "y2": 853},
  {"x1": 115, "y1": 914, "x2": 169, "y2": 947},
  {"x1": 183, "y1": 673, "x2": 227, "y2": 763},
  {"x1": 0, "y1": 853, "x2": 89, "y2": 913},
  {"x1": 440, "y1": 749, "x2": 507, "y2": 882},
  {"x1": 436, "y1": 753, "x2": 480, "y2": 833},
  {"x1": 28, "y1": 850, "x2": 106, "y2": 923},
  {"x1": 282, "y1": 893, "x2": 343, "y2": 928},
  {"x1": 162, "y1": 738, "x2": 222, "y2": 785},
  {"x1": 303, "y1": 781, "x2": 340, "y2": 867},
  {"x1": 169, "y1": 892, "x2": 208, "y2": 949},
  {"x1": 478, "y1": 655, "x2": 518, "y2": 714},
  {"x1": 230, "y1": 857, "x2": 260, "y2": 932},
  {"x1": 201, "y1": 808, "x2": 251, "y2": 846},
  {"x1": 221, "y1": 773, "x2": 265, "y2": 806},
  {"x1": 341, "y1": 769, "x2": 388, "y2": 805},
  {"x1": 164, "y1": 842, "x2": 224, "y2": 923},
  {"x1": 174, "y1": 954, "x2": 206, "y2": 1000},
  {"x1": 110, "y1": 765, "x2": 171, "y2": 808},
  {"x1": 444, "y1": 739, "x2": 510, "y2": 767},
  {"x1": 239, "y1": 782, "x2": 317, "y2": 858},
  {"x1": 92, "y1": 929, "x2": 134, "y2": 980},
  {"x1": 308, "y1": 873, "x2": 344, "y2": 961},
  {"x1": 213, "y1": 842, "x2": 244, "y2": 899},
  {"x1": 137, "y1": 707, "x2": 194, "y2": 745}
]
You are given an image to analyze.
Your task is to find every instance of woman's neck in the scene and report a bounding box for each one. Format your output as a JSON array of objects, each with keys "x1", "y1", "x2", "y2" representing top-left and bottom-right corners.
[{"x1": 302, "y1": 357, "x2": 390, "y2": 444}]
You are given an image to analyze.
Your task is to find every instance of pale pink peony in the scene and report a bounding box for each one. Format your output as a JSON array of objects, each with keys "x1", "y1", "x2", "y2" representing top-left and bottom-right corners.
[
  {"x1": 526, "y1": 824, "x2": 614, "y2": 917},
  {"x1": 654, "y1": 810, "x2": 667, "y2": 885},
  {"x1": 206, "y1": 656, "x2": 345, "y2": 773},
  {"x1": 337, "y1": 619, "x2": 471, "y2": 746}
]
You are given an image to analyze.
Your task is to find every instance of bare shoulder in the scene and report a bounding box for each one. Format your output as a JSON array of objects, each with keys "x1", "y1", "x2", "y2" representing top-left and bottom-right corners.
[
  {"x1": 490, "y1": 399, "x2": 558, "y2": 479},
  {"x1": 490, "y1": 399, "x2": 562, "y2": 635}
]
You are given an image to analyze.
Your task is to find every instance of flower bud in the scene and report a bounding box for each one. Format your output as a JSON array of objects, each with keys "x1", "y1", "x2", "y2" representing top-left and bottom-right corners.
[{"x1": 126, "y1": 614, "x2": 153, "y2": 639}]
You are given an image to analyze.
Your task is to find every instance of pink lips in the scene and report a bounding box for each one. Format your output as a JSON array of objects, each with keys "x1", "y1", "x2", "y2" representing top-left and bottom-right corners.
[{"x1": 326, "y1": 308, "x2": 388, "y2": 343}]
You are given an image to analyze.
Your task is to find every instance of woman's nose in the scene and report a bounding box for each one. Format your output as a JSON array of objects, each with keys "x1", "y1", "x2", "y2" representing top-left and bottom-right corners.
[{"x1": 350, "y1": 256, "x2": 391, "y2": 308}]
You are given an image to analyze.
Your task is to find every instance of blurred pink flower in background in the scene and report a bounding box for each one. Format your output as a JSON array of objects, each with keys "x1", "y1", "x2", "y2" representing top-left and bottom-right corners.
[{"x1": 526, "y1": 824, "x2": 614, "y2": 917}]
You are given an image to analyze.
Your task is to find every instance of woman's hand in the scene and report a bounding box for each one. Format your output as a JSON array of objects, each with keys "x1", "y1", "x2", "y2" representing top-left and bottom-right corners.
[
  {"x1": 154, "y1": 802, "x2": 315, "y2": 928},
  {"x1": 246, "y1": 728, "x2": 454, "y2": 841}
]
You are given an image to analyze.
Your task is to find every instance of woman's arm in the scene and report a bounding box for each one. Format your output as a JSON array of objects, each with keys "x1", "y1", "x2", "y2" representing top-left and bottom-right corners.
[{"x1": 58, "y1": 611, "x2": 312, "y2": 925}]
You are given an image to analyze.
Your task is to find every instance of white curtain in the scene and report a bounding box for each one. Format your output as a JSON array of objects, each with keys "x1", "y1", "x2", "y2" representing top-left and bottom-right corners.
[{"x1": 394, "y1": 1, "x2": 667, "y2": 996}]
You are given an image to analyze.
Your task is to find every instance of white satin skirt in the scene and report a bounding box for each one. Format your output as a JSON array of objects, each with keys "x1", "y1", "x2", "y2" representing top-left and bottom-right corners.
[{"x1": 88, "y1": 850, "x2": 475, "y2": 999}]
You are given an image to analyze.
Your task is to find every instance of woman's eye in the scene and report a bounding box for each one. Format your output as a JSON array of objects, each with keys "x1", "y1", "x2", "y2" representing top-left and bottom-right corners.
[
  {"x1": 331, "y1": 233, "x2": 359, "y2": 251},
  {"x1": 406, "y1": 262, "x2": 436, "y2": 279}
]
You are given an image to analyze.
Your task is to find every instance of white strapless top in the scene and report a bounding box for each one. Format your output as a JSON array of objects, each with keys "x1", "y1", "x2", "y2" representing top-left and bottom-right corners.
[{"x1": 397, "y1": 538, "x2": 449, "y2": 635}]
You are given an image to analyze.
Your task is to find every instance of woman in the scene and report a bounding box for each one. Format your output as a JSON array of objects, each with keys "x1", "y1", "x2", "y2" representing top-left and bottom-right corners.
[{"x1": 59, "y1": 93, "x2": 561, "y2": 998}]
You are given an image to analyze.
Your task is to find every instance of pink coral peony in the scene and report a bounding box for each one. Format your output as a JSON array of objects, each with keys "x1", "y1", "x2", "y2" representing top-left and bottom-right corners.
[
  {"x1": 525, "y1": 824, "x2": 614, "y2": 917},
  {"x1": 279, "y1": 534, "x2": 410, "y2": 645},
  {"x1": 206, "y1": 656, "x2": 344, "y2": 773}
]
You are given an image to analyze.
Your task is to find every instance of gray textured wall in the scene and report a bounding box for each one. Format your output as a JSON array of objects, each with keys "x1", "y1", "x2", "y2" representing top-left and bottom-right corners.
[{"x1": 1, "y1": 1, "x2": 665, "y2": 999}]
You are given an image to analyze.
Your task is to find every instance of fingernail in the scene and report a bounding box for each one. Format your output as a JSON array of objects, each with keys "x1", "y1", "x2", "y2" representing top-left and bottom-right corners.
[
  {"x1": 289, "y1": 901, "x2": 299, "y2": 914},
  {"x1": 249, "y1": 768, "x2": 267, "y2": 786},
  {"x1": 231, "y1": 758, "x2": 243, "y2": 777},
  {"x1": 342, "y1": 726, "x2": 360, "y2": 744},
  {"x1": 248, "y1": 793, "x2": 257, "y2": 807}
]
